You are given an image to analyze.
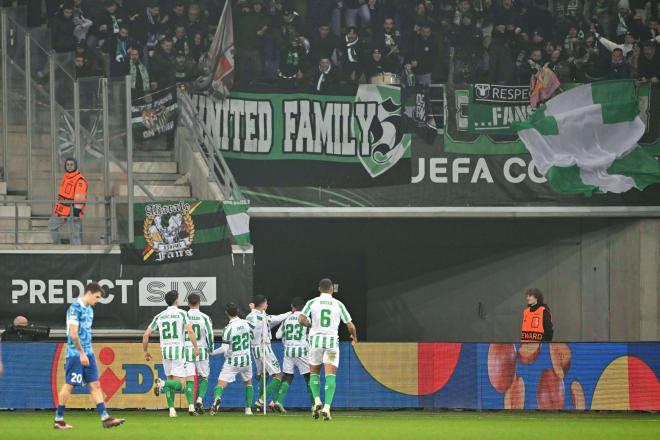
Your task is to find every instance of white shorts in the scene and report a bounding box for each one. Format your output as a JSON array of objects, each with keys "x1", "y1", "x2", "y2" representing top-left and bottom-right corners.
[
  {"x1": 252, "y1": 346, "x2": 281, "y2": 376},
  {"x1": 163, "y1": 358, "x2": 195, "y2": 378},
  {"x1": 194, "y1": 360, "x2": 210, "y2": 378},
  {"x1": 218, "y1": 363, "x2": 252, "y2": 384},
  {"x1": 309, "y1": 347, "x2": 340, "y2": 368},
  {"x1": 283, "y1": 356, "x2": 310, "y2": 375}
]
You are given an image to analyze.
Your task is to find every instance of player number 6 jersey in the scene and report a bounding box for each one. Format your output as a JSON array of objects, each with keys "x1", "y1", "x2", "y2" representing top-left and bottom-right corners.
[{"x1": 302, "y1": 293, "x2": 351, "y2": 349}]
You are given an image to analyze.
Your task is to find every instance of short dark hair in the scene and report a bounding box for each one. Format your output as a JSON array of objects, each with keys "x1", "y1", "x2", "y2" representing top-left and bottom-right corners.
[
  {"x1": 85, "y1": 282, "x2": 103, "y2": 295},
  {"x1": 188, "y1": 293, "x2": 201, "y2": 306},
  {"x1": 253, "y1": 294, "x2": 267, "y2": 307},
  {"x1": 225, "y1": 302, "x2": 238, "y2": 317},
  {"x1": 165, "y1": 290, "x2": 179, "y2": 306},
  {"x1": 525, "y1": 288, "x2": 544, "y2": 305},
  {"x1": 319, "y1": 278, "x2": 333, "y2": 293},
  {"x1": 641, "y1": 41, "x2": 655, "y2": 49},
  {"x1": 612, "y1": 48, "x2": 624, "y2": 54},
  {"x1": 291, "y1": 297, "x2": 305, "y2": 310}
]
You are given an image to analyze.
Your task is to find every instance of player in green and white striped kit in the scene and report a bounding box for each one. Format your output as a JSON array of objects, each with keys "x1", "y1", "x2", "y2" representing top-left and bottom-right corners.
[
  {"x1": 209, "y1": 302, "x2": 255, "y2": 416},
  {"x1": 184, "y1": 293, "x2": 214, "y2": 415},
  {"x1": 300, "y1": 279, "x2": 357, "y2": 421},
  {"x1": 246, "y1": 295, "x2": 291, "y2": 412},
  {"x1": 142, "y1": 290, "x2": 199, "y2": 417},
  {"x1": 273, "y1": 298, "x2": 314, "y2": 413}
]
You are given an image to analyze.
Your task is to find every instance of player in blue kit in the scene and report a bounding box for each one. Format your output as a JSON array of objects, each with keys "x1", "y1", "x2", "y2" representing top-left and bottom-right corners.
[{"x1": 53, "y1": 283, "x2": 125, "y2": 430}]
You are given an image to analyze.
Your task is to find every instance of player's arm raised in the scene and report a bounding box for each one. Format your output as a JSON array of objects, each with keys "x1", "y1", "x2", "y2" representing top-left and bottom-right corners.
[
  {"x1": 69, "y1": 322, "x2": 90, "y2": 366},
  {"x1": 142, "y1": 327, "x2": 154, "y2": 361},
  {"x1": 269, "y1": 311, "x2": 291, "y2": 327},
  {"x1": 186, "y1": 323, "x2": 199, "y2": 357}
]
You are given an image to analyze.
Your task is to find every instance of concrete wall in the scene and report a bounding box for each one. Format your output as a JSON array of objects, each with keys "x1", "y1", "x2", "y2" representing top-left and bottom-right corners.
[
  {"x1": 366, "y1": 219, "x2": 660, "y2": 342},
  {"x1": 251, "y1": 218, "x2": 659, "y2": 343}
]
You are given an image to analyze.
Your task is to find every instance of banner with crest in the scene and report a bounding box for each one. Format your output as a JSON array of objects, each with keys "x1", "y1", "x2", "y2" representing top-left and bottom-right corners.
[
  {"x1": 121, "y1": 200, "x2": 232, "y2": 265},
  {"x1": 131, "y1": 89, "x2": 178, "y2": 141},
  {"x1": 191, "y1": 84, "x2": 412, "y2": 187}
]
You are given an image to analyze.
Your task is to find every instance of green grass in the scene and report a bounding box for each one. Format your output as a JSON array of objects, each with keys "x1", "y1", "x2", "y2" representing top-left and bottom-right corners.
[{"x1": 0, "y1": 410, "x2": 658, "y2": 440}]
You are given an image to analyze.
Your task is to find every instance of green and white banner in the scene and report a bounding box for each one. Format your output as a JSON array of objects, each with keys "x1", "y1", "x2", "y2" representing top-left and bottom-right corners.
[
  {"x1": 192, "y1": 85, "x2": 412, "y2": 187},
  {"x1": 446, "y1": 83, "x2": 660, "y2": 155},
  {"x1": 468, "y1": 84, "x2": 533, "y2": 135}
]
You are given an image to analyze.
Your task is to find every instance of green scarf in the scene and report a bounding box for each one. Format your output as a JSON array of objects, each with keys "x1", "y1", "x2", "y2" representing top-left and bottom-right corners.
[{"x1": 130, "y1": 61, "x2": 150, "y2": 92}]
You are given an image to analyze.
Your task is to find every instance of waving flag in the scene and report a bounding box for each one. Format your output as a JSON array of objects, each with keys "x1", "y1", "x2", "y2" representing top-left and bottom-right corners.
[
  {"x1": 512, "y1": 80, "x2": 660, "y2": 195},
  {"x1": 193, "y1": 1, "x2": 234, "y2": 96}
]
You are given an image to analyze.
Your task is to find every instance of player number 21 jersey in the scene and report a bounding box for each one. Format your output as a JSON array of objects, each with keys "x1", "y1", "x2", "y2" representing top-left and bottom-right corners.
[
  {"x1": 149, "y1": 306, "x2": 188, "y2": 360},
  {"x1": 302, "y1": 293, "x2": 351, "y2": 349}
]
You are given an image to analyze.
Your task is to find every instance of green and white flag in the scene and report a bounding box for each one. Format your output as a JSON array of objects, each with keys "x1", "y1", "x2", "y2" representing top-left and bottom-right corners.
[
  {"x1": 512, "y1": 80, "x2": 660, "y2": 194},
  {"x1": 222, "y1": 199, "x2": 250, "y2": 248}
]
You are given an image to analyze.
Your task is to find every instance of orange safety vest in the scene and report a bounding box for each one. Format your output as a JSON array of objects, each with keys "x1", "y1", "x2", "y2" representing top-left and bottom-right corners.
[
  {"x1": 54, "y1": 170, "x2": 88, "y2": 218},
  {"x1": 520, "y1": 306, "x2": 545, "y2": 342}
]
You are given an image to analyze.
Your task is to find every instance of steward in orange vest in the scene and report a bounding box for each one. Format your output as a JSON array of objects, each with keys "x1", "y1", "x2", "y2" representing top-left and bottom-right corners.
[
  {"x1": 54, "y1": 158, "x2": 88, "y2": 218},
  {"x1": 521, "y1": 288, "x2": 553, "y2": 342}
]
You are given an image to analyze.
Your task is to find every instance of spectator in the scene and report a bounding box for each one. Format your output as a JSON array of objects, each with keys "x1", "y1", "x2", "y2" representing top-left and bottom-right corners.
[
  {"x1": 406, "y1": 23, "x2": 438, "y2": 86},
  {"x1": 311, "y1": 57, "x2": 341, "y2": 93},
  {"x1": 519, "y1": 47, "x2": 545, "y2": 83},
  {"x1": 574, "y1": 32, "x2": 607, "y2": 80},
  {"x1": 74, "y1": 53, "x2": 102, "y2": 79},
  {"x1": 563, "y1": 23, "x2": 583, "y2": 59},
  {"x1": 594, "y1": 29, "x2": 637, "y2": 56},
  {"x1": 308, "y1": 22, "x2": 340, "y2": 70},
  {"x1": 50, "y1": 3, "x2": 76, "y2": 55},
  {"x1": 364, "y1": 47, "x2": 398, "y2": 80},
  {"x1": 187, "y1": 2, "x2": 208, "y2": 37},
  {"x1": 128, "y1": 48, "x2": 151, "y2": 101},
  {"x1": 277, "y1": 36, "x2": 308, "y2": 88},
  {"x1": 101, "y1": 24, "x2": 134, "y2": 77},
  {"x1": 170, "y1": 1, "x2": 188, "y2": 31},
  {"x1": 173, "y1": 24, "x2": 190, "y2": 56},
  {"x1": 488, "y1": 25, "x2": 518, "y2": 84},
  {"x1": 49, "y1": 158, "x2": 87, "y2": 246},
  {"x1": 340, "y1": 27, "x2": 366, "y2": 82},
  {"x1": 133, "y1": 1, "x2": 169, "y2": 50},
  {"x1": 174, "y1": 49, "x2": 198, "y2": 84},
  {"x1": 189, "y1": 31, "x2": 208, "y2": 63},
  {"x1": 607, "y1": 47, "x2": 630, "y2": 78},
  {"x1": 378, "y1": 17, "x2": 402, "y2": 68},
  {"x1": 638, "y1": 41, "x2": 660, "y2": 83},
  {"x1": 149, "y1": 37, "x2": 177, "y2": 90},
  {"x1": 90, "y1": 0, "x2": 125, "y2": 45},
  {"x1": 235, "y1": 0, "x2": 270, "y2": 85},
  {"x1": 451, "y1": 12, "x2": 483, "y2": 82}
]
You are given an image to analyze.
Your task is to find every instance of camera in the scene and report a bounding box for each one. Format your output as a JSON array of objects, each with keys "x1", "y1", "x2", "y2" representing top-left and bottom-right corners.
[{"x1": 1, "y1": 323, "x2": 50, "y2": 342}]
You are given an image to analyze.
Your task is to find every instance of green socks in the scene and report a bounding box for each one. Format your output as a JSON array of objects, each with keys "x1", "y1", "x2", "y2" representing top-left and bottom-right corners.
[
  {"x1": 309, "y1": 374, "x2": 321, "y2": 400},
  {"x1": 214, "y1": 385, "x2": 224, "y2": 400},
  {"x1": 164, "y1": 380, "x2": 183, "y2": 391},
  {"x1": 255, "y1": 376, "x2": 264, "y2": 401},
  {"x1": 324, "y1": 374, "x2": 337, "y2": 406},
  {"x1": 185, "y1": 381, "x2": 194, "y2": 405},
  {"x1": 197, "y1": 378, "x2": 208, "y2": 402},
  {"x1": 275, "y1": 381, "x2": 290, "y2": 404},
  {"x1": 163, "y1": 380, "x2": 183, "y2": 409},
  {"x1": 266, "y1": 377, "x2": 282, "y2": 401},
  {"x1": 245, "y1": 385, "x2": 254, "y2": 408}
]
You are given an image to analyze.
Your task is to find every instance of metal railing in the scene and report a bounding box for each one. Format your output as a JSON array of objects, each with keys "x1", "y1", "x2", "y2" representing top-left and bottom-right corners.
[
  {"x1": 0, "y1": 6, "x2": 159, "y2": 243},
  {"x1": 177, "y1": 88, "x2": 244, "y2": 201},
  {"x1": 0, "y1": 198, "x2": 115, "y2": 245}
]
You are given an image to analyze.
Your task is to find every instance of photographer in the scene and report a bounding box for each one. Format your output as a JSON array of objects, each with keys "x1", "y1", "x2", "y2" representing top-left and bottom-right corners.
[{"x1": 1, "y1": 316, "x2": 50, "y2": 342}]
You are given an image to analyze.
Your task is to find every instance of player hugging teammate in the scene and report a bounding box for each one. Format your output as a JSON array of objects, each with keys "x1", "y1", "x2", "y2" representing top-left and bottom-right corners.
[{"x1": 141, "y1": 278, "x2": 355, "y2": 420}]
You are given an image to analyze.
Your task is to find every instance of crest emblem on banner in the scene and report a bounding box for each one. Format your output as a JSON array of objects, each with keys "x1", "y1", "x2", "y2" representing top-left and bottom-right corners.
[
  {"x1": 355, "y1": 84, "x2": 412, "y2": 178},
  {"x1": 142, "y1": 202, "x2": 198, "y2": 263},
  {"x1": 474, "y1": 84, "x2": 491, "y2": 99}
]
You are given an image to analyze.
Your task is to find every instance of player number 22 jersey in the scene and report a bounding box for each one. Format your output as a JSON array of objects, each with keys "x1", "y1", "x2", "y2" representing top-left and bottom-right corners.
[
  {"x1": 221, "y1": 318, "x2": 252, "y2": 367},
  {"x1": 149, "y1": 306, "x2": 188, "y2": 360}
]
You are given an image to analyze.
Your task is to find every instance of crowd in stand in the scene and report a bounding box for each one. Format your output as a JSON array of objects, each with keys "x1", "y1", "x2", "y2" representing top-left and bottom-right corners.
[{"x1": 6, "y1": 0, "x2": 660, "y2": 95}]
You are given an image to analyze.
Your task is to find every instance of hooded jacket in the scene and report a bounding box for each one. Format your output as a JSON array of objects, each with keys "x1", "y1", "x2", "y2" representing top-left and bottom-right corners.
[{"x1": 54, "y1": 158, "x2": 88, "y2": 218}]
